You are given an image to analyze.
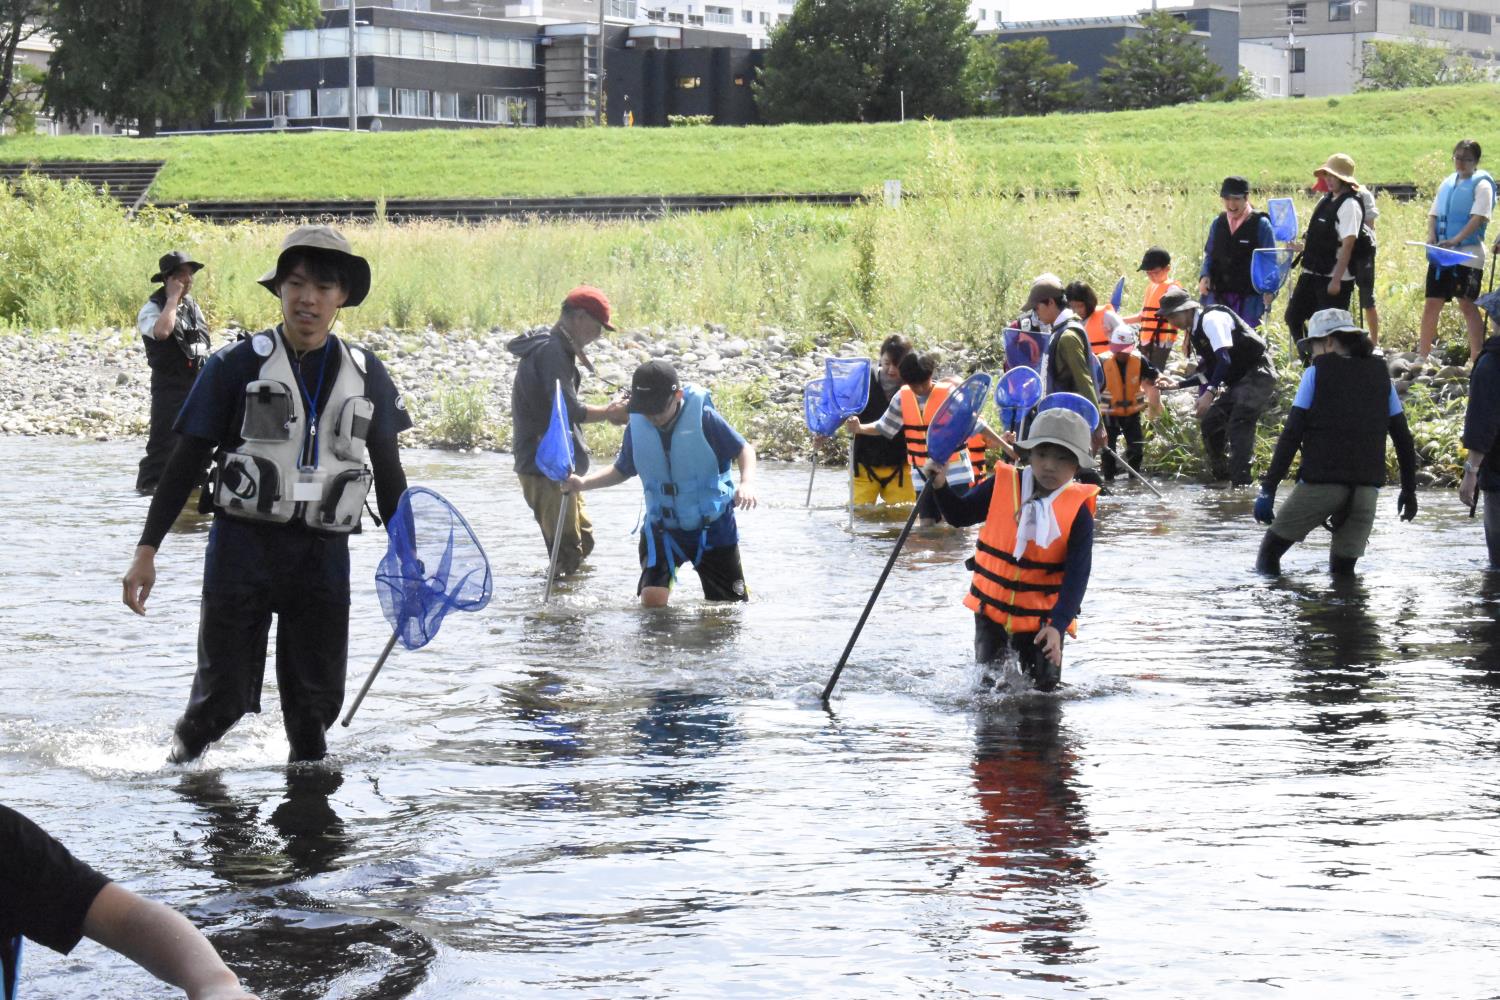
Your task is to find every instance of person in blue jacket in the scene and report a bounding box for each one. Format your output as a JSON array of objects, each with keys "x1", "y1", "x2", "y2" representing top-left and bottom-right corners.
[
  {"x1": 1461, "y1": 291, "x2": 1500, "y2": 568},
  {"x1": 1420, "y1": 139, "x2": 1494, "y2": 363},
  {"x1": 1254, "y1": 308, "x2": 1418, "y2": 576},
  {"x1": 1197, "y1": 175, "x2": 1278, "y2": 328},
  {"x1": 564, "y1": 360, "x2": 757, "y2": 606}
]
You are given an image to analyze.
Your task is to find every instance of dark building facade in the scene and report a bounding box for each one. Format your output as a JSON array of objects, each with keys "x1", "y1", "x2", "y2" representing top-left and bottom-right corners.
[{"x1": 201, "y1": 4, "x2": 760, "y2": 132}]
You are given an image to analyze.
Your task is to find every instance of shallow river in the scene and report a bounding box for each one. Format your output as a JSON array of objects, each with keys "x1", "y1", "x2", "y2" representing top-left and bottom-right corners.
[{"x1": 3, "y1": 437, "x2": 1498, "y2": 999}]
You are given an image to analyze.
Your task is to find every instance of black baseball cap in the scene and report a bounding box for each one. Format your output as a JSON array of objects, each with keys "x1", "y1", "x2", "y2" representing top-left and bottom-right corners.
[
  {"x1": 628, "y1": 360, "x2": 680, "y2": 415},
  {"x1": 151, "y1": 250, "x2": 205, "y2": 283},
  {"x1": 1137, "y1": 247, "x2": 1171, "y2": 271},
  {"x1": 1219, "y1": 175, "x2": 1250, "y2": 198}
]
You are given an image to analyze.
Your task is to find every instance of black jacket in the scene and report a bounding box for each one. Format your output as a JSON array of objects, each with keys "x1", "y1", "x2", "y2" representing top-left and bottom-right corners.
[{"x1": 508, "y1": 326, "x2": 591, "y2": 476}]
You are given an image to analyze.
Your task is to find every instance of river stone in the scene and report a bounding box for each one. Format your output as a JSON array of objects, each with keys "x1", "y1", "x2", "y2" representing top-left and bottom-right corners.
[{"x1": 722, "y1": 338, "x2": 749, "y2": 358}]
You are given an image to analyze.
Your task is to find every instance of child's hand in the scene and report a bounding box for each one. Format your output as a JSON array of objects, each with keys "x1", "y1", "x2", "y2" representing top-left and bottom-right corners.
[
  {"x1": 1036, "y1": 626, "x2": 1063, "y2": 666},
  {"x1": 922, "y1": 459, "x2": 946, "y2": 488}
]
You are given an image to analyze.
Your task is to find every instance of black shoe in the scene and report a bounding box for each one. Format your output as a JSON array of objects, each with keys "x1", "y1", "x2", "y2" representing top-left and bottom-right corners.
[
  {"x1": 167, "y1": 735, "x2": 201, "y2": 765},
  {"x1": 1329, "y1": 554, "x2": 1359, "y2": 576},
  {"x1": 1256, "y1": 532, "x2": 1294, "y2": 575},
  {"x1": 1030, "y1": 658, "x2": 1061, "y2": 692}
]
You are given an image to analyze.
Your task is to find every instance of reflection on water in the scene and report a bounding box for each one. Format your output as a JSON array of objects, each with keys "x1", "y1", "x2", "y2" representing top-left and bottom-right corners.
[
  {"x1": 4, "y1": 439, "x2": 1500, "y2": 997},
  {"x1": 969, "y1": 698, "x2": 1093, "y2": 972}
]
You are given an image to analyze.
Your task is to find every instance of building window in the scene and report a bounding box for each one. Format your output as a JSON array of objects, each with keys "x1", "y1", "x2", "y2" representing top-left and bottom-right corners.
[
  {"x1": 358, "y1": 87, "x2": 392, "y2": 115},
  {"x1": 318, "y1": 88, "x2": 348, "y2": 117},
  {"x1": 1270, "y1": 76, "x2": 1282, "y2": 95},
  {"x1": 272, "y1": 90, "x2": 312, "y2": 118},
  {"x1": 742, "y1": 8, "x2": 752, "y2": 21},
  {"x1": 977, "y1": 8, "x2": 986, "y2": 19},
  {"x1": 1410, "y1": 3, "x2": 1435, "y2": 26},
  {"x1": 734, "y1": 74, "x2": 746, "y2": 85},
  {"x1": 759, "y1": 9, "x2": 769, "y2": 22},
  {"x1": 1286, "y1": 2, "x2": 1307, "y2": 23},
  {"x1": 1438, "y1": 7, "x2": 1462, "y2": 29},
  {"x1": 1290, "y1": 46, "x2": 1306, "y2": 72},
  {"x1": 1328, "y1": 0, "x2": 1352, "y2": 21},
  {"x1": 282, "y1": 26, "x2": 533, "y2": 69},
  {"x1": 676, "y1": 76, "x2": 702, "y2": 89},
  {"x1": 435, "y1": 91, "x2": 459, "y2": 119},
  {"x1": 244, "y1": 92, "x2": 270, "y2": 119},
  {"x1": 91, "y1": 122, "x2": 102, "y2": 135},
  {"x1": 1470, "y1": 11, "x2": 1492, "y2": 32}
]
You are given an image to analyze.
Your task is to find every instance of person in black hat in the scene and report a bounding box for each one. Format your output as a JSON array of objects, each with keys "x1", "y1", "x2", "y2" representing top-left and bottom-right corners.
[
  {"x1": 1122, "y1": 246, "x2": 1184, "y2": 370},
  {"x1": 121, "y1": 225, "x2": 412, "y2": 764},
  {"x1": 1156, "y1": 286, "x2": 1276, "y2": 486},
  {"x1": 134, "y1": 250, "x2": 212, "y2": 493},
  {"x1": 564, "y1": 360, "x2": 757, "y2": 607},
  {"x1": 1198, "y1": 176, "x2": 1278, "y2": 329}
]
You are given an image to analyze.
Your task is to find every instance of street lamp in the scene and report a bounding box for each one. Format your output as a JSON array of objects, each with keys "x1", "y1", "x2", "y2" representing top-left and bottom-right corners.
[{"x1": 348, "y1": 6, "x2": 372, "y2": 131}]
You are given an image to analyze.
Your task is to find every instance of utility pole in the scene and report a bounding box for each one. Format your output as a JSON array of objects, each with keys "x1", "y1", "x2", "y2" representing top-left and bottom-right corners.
[
  {"x1": 595, "y1": 0, "x2": 605, "y2": 125},
  {"x1": 348, "y1": 3, "x2": 358, "y2": 131}
]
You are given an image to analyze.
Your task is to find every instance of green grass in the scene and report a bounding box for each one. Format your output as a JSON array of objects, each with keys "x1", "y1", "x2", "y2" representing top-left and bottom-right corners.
[{"x1": 0, "y1": 84, "x2": 1497, "y2": 201}]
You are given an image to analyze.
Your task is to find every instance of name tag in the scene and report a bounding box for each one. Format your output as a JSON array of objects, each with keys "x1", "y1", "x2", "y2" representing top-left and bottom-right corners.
[{"x1": 293, "y1": 482, "x2": 322, "y2": 502}]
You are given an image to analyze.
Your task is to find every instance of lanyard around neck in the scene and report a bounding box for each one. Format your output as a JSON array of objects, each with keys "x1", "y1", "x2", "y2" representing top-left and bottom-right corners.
[{"x1": 289, "y1": 335, "x2": 333, "y2": 469}]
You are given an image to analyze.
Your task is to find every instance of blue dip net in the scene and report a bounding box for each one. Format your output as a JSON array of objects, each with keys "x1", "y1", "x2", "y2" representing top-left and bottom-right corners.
[{"x1": 376, "y1": 487, "x2": 493, "y2": 652}]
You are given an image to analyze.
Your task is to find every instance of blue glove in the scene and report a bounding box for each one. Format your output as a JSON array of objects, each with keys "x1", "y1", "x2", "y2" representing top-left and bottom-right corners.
[{"x1": 1254, "y1": 489, "x2": 1276, "y2": 525}]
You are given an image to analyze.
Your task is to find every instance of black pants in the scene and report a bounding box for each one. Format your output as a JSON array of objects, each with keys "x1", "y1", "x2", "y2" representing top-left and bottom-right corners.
[
  {"x1": 174, "y1": 591, "x2": 350, "y2": 762},
  {"x1": 974, "y1": 614, "x2": 1061, "y2": 690},
  {"x1": 136, "y1": 376, "x2": 193, "y2": 492},
  {"x1": 1102, "y1": 412, "x2": 1145, "y2": 479},
  {"x1": 1200, "y1": 372, "x2": 1276, "y2": 486},
  {"x1": 1284, "y1": 272, "x2": 1355, "y2": 364}
]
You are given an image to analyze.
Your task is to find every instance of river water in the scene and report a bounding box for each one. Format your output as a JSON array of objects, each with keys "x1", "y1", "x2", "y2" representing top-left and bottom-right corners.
[{"x1": 3, "y1": 437, "x2": 1498, "y2": 999}]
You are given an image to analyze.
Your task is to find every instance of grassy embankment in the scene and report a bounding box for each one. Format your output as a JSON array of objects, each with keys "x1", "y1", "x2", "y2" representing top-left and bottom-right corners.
[{"x1": 0, "y1": 85, "x2": 1491, "y2": 475}]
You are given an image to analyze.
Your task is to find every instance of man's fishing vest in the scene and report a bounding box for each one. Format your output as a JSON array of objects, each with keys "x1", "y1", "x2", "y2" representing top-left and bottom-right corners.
[
  {"x1": 1302, "y1": 190, "x2": 1364, "y2": 275},
  {"x1": 631, "y1": 384, "x2": 736, "y2": 533},
  {"x1": 1189, "y1": 305, "x2": 1271, "y2": 386},
  {"x1": 143, "y1": 289, "x2": 211, "y2": 381},
  {"x1": 1299, "y1": 354, "x2": 1392, "y2": 487},
  {"x1": 897, "y1": 383, "x2": 953, "y2": 470},
  {"x1": 1208, "y1": 211, "x2": 1269, "y2": 296},
  {"x1": 1435, "y1": 169, "x2": 1496, "y2": 248},
  {"x1": 963, "y1": 463, "x2": 1099, "y2": 636},
  {"x1": 1101, "y1": 352, "x2": 1146, "y2": 418},
  {"x1": 214, "y1": 329, "x2": 374, "y2": 534}
]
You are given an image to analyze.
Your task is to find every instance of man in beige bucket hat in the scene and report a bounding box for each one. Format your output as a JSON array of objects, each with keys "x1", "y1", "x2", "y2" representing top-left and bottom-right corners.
[
  {"x1": 122, "y1": 224, "x2": 413, "y2": 764},
  {"x1": 1284, "y1": 153, "x2": 1368, "y2": 366}
]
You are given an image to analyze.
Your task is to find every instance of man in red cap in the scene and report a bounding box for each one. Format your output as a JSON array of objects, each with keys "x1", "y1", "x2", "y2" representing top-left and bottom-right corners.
[{"x1": 508, "y1": 286, "x2": 629, "y2": 575}]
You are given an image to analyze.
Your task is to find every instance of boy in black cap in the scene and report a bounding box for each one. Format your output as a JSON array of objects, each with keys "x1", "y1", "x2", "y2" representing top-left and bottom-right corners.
[
  {"x1": 121, "y1": 225, "x2": 412, "y2": 764},
  {"x1": 564, "y1": 360, "x2": 757, "y2": 607},
  {"x1": 135, "y1": 250, "x2": 212, "y2": 493},
  {"x1": 1123, "y1": 246, "x2": 1183, "y2": 370},
  {"x1": 1198, "y1": 176, "x2": 1278, "y2": 329}
]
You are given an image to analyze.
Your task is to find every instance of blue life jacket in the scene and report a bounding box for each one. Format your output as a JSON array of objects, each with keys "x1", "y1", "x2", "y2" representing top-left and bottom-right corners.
[
  {"x1": 631, "y1": 385, "x2": 736, "y2": 535},
  {"x1": 1436, "y1": 169, "x2": 1496, "y2": 247}
]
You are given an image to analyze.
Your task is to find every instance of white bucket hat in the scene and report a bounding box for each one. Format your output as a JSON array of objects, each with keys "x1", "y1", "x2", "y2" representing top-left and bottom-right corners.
[
  {"x1": 1300, "y1": 307, "x2": 1368, "y2": 346},
  {"x1": 1017, "y1": 408, "x2": 1095, "y2": 470},
  {"x1": 1108, "y1": 326, "x2": 1139, "y2": 351}
]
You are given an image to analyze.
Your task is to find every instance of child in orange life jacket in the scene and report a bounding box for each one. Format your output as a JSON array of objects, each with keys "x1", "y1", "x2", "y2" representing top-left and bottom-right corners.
[
  {"x1": 1099, "y1": 326, "x2": 1163, "y2": 481},
  {"x1": 924, "y1": 408, "x2": 1098, "y2": 691},
  {"x1": 1122, "y1": 246, "x2": 1184, "y2": 371},
  {"x1": 847, "y1": 351, "x2": 1000, "y2": 526}
]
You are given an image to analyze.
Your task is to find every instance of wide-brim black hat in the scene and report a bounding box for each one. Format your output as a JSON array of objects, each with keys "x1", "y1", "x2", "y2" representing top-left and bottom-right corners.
[
  {"x1": 151, "y1": 250, "x2": 205, "y2": 283},
  {"x1": 257, "y1": 224, "x2": 371, "y2": 308}
]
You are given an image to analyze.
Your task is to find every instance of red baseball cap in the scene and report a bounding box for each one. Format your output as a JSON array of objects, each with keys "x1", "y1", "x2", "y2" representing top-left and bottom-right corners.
[{"x1": 563, "y1": 285, "x2": 615, "y2": 330}]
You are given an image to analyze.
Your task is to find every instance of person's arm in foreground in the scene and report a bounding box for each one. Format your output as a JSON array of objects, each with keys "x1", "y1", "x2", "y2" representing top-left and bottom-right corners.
[
  {"x1": 733, "y1": 441, "x2": 758, "y2": 509},
  {"x1": 82, "y1": 883, "x2": 256, "y2": 1000}
]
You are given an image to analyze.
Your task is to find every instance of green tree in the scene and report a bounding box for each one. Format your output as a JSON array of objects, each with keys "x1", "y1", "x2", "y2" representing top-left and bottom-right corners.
[
  {"x1": 1094, "y1": 10, "x2": 1241, "y2": 110},
  {"x1": 44, "y1": 0, "x2": 319, "y2": 136},
  {"x1": 1357, "y1": 38, "x2": 1486, "y2": 91},
  {"x1": 755, "y1": 0, "x2": 978, "y2": 124},
  {"x1": 0, "y1": 1, "x2": 49, "y2": 130},
  {"x1": 980, "y1": 37, "x2": 1083, "y2": 117}
]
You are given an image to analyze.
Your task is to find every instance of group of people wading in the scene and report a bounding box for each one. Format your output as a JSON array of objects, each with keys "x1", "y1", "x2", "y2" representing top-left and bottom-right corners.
[{"x1": 13, "y1": 145, "x2": 1500, "y2": 998}]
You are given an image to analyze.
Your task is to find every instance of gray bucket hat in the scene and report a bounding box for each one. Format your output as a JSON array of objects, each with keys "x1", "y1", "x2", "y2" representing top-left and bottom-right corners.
[
  {"x1": 1017, "y1": 408, "x2": 1095, "y2": 470},
  {"x1": 257, "y1": 224, "x2": 371, "y2": 307},
  {"x1": 1299, "y1": 307, "x2": 1368, "y2": 346},
  {"x1": 1156, "y1": 287, "x2": 1200, "y2": 318}
]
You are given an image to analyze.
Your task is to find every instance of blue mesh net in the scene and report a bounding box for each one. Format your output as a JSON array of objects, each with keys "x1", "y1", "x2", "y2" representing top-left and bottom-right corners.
[
  {"x1": 1037, "y1": 391, "x2": 1101, "y2": 431},
  {"x1": 927, "y1": 373, "x2": 991, "y2": 465},
  {"x1": 803, "y1": 378, "x2": 844, "y2": 436},
  {"x1": 376, "y1": 487, "x2": 493, "y2": 652},
  {"x1": 1267, "y1": 198, "x2": 1298, "y2": 242},
  {"x1": 995, "y1": 366, "x2": 1043, "y2": 433},
  {"x1": 1251, "y1": 248, "x2": 1295, "y2": 294},
  {"x1": 535, "y1": 380, "x2": 575, "y2": 482},
  {"x1": 1003, "y1": 326, "x2": 1051, "y2": 371},
  {"x1": 1109, "y1": 276, "x2": 1125, "y2": 311},
  {"x1": 1425, "y1": 243, "x2": 1478, "y2": 268},
  {"x1": 823, "y1": 357, "x2": 871, "y2": 416}
]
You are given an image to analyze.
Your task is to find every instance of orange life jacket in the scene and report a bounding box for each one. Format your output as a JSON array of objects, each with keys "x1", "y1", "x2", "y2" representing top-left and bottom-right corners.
[
  {"x1": 1083, "y1": 306, "x2": 1116, "y2": 355},
  {"x1": 897, "y1": 383, "x2": 953, "y2": 471},
  {"x1": 1137, "y1": 279, "x2": 1182, "y2": 350},
  {"x1": 1100, "y1": 351, "x2": 1146, "y2": 418},
  {"x1": 963, "y1": 464, "x2": 1098, "y2": 637},
  {"x1": 967, "y1": 433, "x2": 989, "y2": 478}
]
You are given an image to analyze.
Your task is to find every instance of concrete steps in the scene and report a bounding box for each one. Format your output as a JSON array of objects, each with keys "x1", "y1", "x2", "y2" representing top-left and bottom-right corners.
[{"x1": 0, "y1": 159, "x2": 164, "y2": 213}]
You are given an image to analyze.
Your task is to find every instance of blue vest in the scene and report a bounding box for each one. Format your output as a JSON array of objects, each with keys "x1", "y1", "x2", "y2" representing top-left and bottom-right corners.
[
  {"x1": 1436, "y1": 170, "x2": 1496, "y2": 246},
  {"x1": 631, "y1": 385, "x2": 736, "y2": 533}
]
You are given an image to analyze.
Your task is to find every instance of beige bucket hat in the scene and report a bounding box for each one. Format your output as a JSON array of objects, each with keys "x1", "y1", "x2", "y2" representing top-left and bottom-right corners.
[
  {"x1": 1314, "y1": 153, "x2": 1360, "y2": 188},
  {"x1": 257, "y1": 224, "x2": 371, "y2": 307},
  {"x1": 1017, "y1": 408, "x2": 1095, "y2": 470}
]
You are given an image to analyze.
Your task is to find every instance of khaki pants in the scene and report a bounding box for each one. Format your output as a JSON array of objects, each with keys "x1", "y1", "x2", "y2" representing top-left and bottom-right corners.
[
  {"x1": 1270, "y1": 482, "x2": 1380, "y2": 559},
  {"x1": 518, "y1": 473, "x2": 594, "y2": 574}
]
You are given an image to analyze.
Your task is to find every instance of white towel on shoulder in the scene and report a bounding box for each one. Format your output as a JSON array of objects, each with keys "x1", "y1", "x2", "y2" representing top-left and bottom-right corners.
[{"x1": 1012, "y1": 466, "x2": 1066, "y2": 560}]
